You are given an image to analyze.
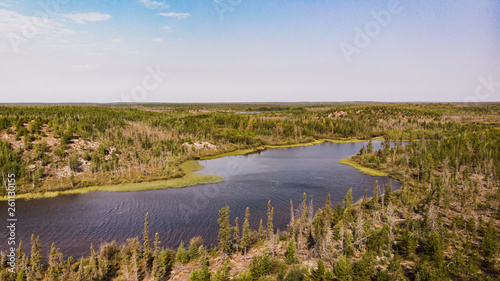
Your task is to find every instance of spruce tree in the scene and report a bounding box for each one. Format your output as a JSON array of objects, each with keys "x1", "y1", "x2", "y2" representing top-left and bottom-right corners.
[
  {"x1": 324, "y1": 193, "x2": 333, "y2": 223},
  {"x1": 29, "y1": 235, "x2": 42, "y2": 278},
  {"x1": 176, "y1": 241, "x2": 188, "y2": 264},
  {"x1": 301, "y1": 193, "x2": 308, "y2": 223},
  {"x1": 258, "y1": 219, "x2": 264, "y2": 239},
  {"x1": 16, "y1": 240, "x2": 26, "y2": 274},
  {"x1": 285, "y1": 238, "x2": 296, "y2": 264},
  {"x1": 384, "y1": 182, "x2": 392, "y2": 205},
  {"x1": 152, "y1": 233, "x2": 166, "y2": 279},
  {"x1": 189, "y1": 255, "x2": 210, "y2": 281},
  {"x1": 373, "y1": 181, "x2": 379, "y2": 209},
  {"x1": 334, "y1": 255, "x2": 351, "y2": 280},
  {"x1": 311, "y1": 259, "x2": 326, "y2": 281},
  {"x1": 233, "y1": 217, "x2": 240, "y2": 252},
  {"x1": 241, "y1": 207, "x2": 251, "y2": 254},
  {"x1": 153, "y1": 233, "x2": 161, "y2": 254},
  {"x1": 89, "y1": 244, "x2": 98, "y2": 279},
  {"x1": 367, "y1": 138, "x2": 373, "y2": 153},
  {"x1": 217, "y1": 206, "x2": 232, "y2": 254},
  {"x1": 188, "y1": 236, "x2": 203, "y2": 260},
  {"x1": 480, "y1": 219, "x2": 499, "y2": 267},
  {"x1": 47, "y1": 242, "x2": 61, "y2": 280},
  {"x1": 267, "y1": 200, "x2": 274, "y2": 237},
  {"x1": 143, "y1": 212, "x2": 151, "y2": 256}
]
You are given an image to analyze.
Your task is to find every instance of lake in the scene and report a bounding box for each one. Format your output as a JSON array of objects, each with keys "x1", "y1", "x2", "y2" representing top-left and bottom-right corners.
[{"x1": 0, "y1": 141, "x2": 399, "y2": 258}]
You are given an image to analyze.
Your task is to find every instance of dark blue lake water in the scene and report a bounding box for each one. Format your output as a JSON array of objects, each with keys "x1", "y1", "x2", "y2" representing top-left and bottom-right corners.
[{"x1": 0, "y1": 141, "x2": 398, "y2": 258}]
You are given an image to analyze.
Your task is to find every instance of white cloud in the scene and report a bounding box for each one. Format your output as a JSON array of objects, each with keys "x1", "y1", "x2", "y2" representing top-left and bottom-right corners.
[
  {"x1": 112, "y1": 38, "x2": 122, "y2": 43},
  {"x1": 162, "y1": 26, "x2": 173, "y2": 33},
  {"x1": 72, "y1": 63, "x2": 100, "y2": 72},
  {"x1": 151, "y1": 37, "x2": 163, "y2": 42},
  {"x1": 0, "y1": 9, "x2": 74, "y2": 52},
  {"x1": 0, "y1": 2, "x2": 9, "y2": 7},
  {"x1": 63, "y1": 13, "x2": 111, "y2": 24},
  {"x1": 159, "y1": 12, "x2": 190, "y2": 19},
  {"x1": 139, "y1": 0, "x2": 169, "y2": 9}
]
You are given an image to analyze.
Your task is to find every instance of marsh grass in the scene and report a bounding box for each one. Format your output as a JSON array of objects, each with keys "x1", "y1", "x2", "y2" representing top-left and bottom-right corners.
[
  {"x1": 0, "y1": 160, "x2": 223, "y2": 201},
  {"x1": 339, "y1": 157, "x2": 389, "y2": 177}
]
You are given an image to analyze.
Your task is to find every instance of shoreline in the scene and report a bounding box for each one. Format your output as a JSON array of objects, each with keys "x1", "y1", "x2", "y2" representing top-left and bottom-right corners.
[
  {"x1": 0, "y1": 137, "x2": 388, "y2": 201},
  {"x1": 339, "y1": 156, "x2": 389, "y2": 177},
  {"x1": 0, "y1": 161, "x2": 223, "y2": 201},
  {"x1": 199, "y1": 137, "x2": 378, "y2": 160}
]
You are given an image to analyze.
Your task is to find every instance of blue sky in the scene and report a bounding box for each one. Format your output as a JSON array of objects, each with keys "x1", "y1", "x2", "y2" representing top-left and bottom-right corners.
[{"x1": 0, "y1": 0, "x2": 499, "y2": 103}]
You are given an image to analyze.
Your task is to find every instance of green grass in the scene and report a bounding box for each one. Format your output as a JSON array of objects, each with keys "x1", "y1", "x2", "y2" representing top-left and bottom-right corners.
[
  {"x1": 0, "y1": 161, "x2": 223, "y2": 201},
  {"x1": 339, "y1": 157, "x2": 389, "y2": 177}
]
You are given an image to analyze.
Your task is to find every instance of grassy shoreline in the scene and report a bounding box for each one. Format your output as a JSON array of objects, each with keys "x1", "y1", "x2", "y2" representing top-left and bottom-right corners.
[
  {"x1": 2, "y1": 137, "x2": 381, "y2": 201},
  {"x1": 339, "y1": 156, "x2": 389, "y2": 177},
  {"x1": 0, "y1": 161, "x2": 223, "y2": 201},
  {"x1": 199, "y1": 137, "x2": 370, "y2": 160}
]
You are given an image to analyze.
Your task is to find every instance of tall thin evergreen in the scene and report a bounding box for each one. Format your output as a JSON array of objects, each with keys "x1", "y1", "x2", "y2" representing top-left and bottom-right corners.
[
  {"x1": 241, "y1": 207, "x2": 251, "y2": 253},
  {"x1": 258, "y1": 219, "x2": 264, "y2": 239},
  {"x1": 267, "y1": 200, "x2": 274, "y2": 237},
  {"x1": 143, "y1": 212, "x2": 151, "y2": 256},
  {"x1": 233, "y1": 217, "x2": 240, "y2": 252},
  {"x1": 373, "y1": 181, "x2": 379, "y2": 209},
  {"x1": 217, "y1": 206, "x2": 232, "y2": 254}
]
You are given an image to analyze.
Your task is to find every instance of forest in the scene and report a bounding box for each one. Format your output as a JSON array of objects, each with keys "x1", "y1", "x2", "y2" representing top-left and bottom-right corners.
[{"x1": 0, "y1": 103, "x2": 499, "y2": 280}]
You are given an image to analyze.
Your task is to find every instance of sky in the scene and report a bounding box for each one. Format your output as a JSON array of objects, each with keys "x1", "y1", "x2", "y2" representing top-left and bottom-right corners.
[{"x1": 0, "y1": 0, "x2": 499, "y2": 103}]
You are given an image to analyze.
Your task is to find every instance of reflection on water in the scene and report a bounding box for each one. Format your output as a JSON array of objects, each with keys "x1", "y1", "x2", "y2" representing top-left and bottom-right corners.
[{"x1": 0, "y1": 141, "x2": 399, "y2": 258}]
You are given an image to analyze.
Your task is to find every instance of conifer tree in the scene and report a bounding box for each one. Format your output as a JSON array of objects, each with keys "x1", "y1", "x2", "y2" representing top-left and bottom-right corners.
[
  {"x1": 373, "y1": 181, "x2": 379, "y2": 209},
  {"x1": 480, "y1": 219, "x2": 499, "y2": 267},
  {"x1": 153, "y1": 233, "x2": 161, "y2": 254},
  {"x1": 188, "y1": 236, "x2": 203, "y2": 260},
  {"x1": 217, "y1": 206, "x2": 232, "y2": 254},
  {"x1": 343, "y1": 189, "x2": 353, "y2": 210},
  {"x1": 285, "y1": 238, "x2": 296, "y2": 264},
  {"x1": 143, "y1": 212, "x2": 151, "y2": 256},
  {"x1": 233, "y1": 217, "x2": 240, "y2": 252},
  {"x1": 88, "y1": 244, "x2": 98, "y2": 279},
  {"x1": 47, "y1": 242, "x2": 61, "y2": 280},
  {"x1": 324, "y1": 193, "x2": 333, "y2": 223},
  {"x1": 362, "y1": 189, "x2": 368, "y2": 208},
  {"x1": 334, "y1": 255, "x2": 351, "y2": 280},
  {"x1": 16, "y1": 240, "x2": 26, "y2": 274},
  {"x1": 384, "y1": 182, "x2": 392, "y2": 205},
  {"x1": 152, "y1": 233, "x2": 166, "y2": 280},
  {"x1": 311, "y1": 259, "x2": 326, "y2": 281},
  {"x1": 176, "y1": 241, "x2": 189, "y2": 264},
  {"x1": 367, "y1": 138, "x2": 373, "y2": 153},
  {"x1": 189, "y1": 255, "x2": 210, "y2": 281},
  {"x1": 301, "y1": 193, "x2": 308, "y2": 223},
  {"x1": 76, "y1": 259, "x2": 86, "y2": 281},
  {"x1": 241, "y1": 207, "x2": 251, "y2": 254},
  {"x1": 258, "y1": 219, "x2": 264, "y2": 239},
  {"x1": 266, "y1": 201, "x2": 274, "y2": 238},
  {"x1": 29, "y1": 235, "x2": 42, "y2": 278}
]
